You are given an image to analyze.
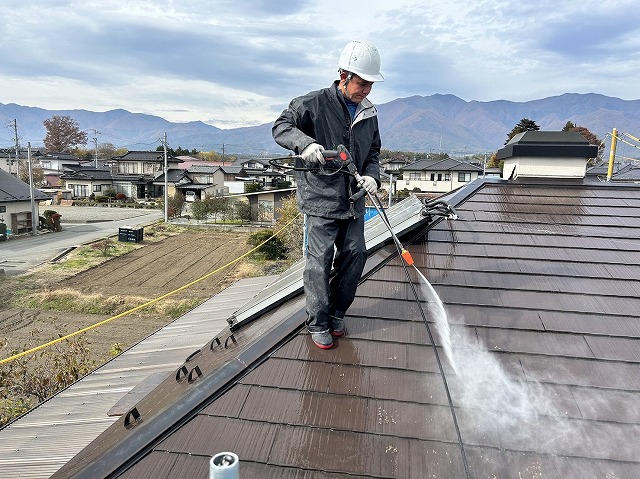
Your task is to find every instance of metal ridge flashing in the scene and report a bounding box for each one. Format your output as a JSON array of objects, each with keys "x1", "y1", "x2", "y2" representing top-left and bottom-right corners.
[
  {"x1": 228, "y1": 195, "x2": 429, "y2": 329},
  {"x1": 51, "y1": 302, "x2": 308, "y2": 479}
]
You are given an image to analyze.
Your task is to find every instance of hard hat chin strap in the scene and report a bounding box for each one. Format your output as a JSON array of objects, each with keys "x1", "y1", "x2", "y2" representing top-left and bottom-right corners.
[{"x1": 339, "y1": 69, "x2": 353, "y2": 93}]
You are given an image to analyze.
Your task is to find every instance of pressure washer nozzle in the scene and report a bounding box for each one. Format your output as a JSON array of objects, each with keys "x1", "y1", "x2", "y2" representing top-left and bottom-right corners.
[{"x1": 401, "y1": 249, "x2": 414, "y2": 266}]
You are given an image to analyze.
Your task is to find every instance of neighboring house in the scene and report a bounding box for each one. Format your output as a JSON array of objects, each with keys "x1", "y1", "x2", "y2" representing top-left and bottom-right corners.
[
  {"x1": 109, "y1": 150, "x2": 183, "y2": 177},
  {"x1": 233, "y1": 157, "x2": 289, "y2": 189},
  {"x1": 175, "y1": 165, "x2": 251, "y2": 198},
  {"x1": 232, "y1": 157, "x2": 270, "y2": 170},
  {"x1": 108, "y1": 150, "x2": 183, "y2": 200},
  {"x1": 482, "y1": 166, "x2": 501, "y2": 177},
  {"x1": 4, "y1": 131, "x2": 640, "y2": 478},
  {"x1": 174, "y1": 156, "x2": 231, "y2": 170},
  {"x1": 0, "y1": 168, "x2": 51, "y2": 234},
  {"x1": 177, "y1": 165, "x2": 226, "y2": 200},
  {"x1": 381, "y1": 156, "x2": 412, "y2": 172},
  {"x1": 586, "y1": 160, "x2": 612, "y2": 181},
  {"x1": 0, "y1": 148, "x2": 30, "y2": 175},
  {"x1": 39, "y1": 152, "x2": 88, "y2": 186},
  {"x1": 607, "y1": 163, "x2": 640, "y2": 183},
  {"x1": 395, "y1": 157, "x2": 483, "y2": 194},
  {"x1": 59, "y1": 167, "x2": 114, "y2": 198},
  {"x1": 59, "y1": 151, "x2": 185, "y2": 200},
  {"x1": 218, "y1": 165, "x2": 249, "y2": 194},
  {"x1": 152, "y1": 168, "x2": 190, "y2": 199},
  {"x1": 241, "y1": 187, "x2": 297, "y2": 222}
]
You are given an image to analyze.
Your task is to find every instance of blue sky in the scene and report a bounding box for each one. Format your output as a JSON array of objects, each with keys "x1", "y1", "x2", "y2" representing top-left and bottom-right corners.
[{"x1": 1, "y1": 0, "x2": 639, "y2": 129}]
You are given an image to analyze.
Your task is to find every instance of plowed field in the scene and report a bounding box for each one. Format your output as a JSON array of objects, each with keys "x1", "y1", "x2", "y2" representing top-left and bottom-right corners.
[
  {"x1": 0, "y1": 229, "x2": 254, "y2": 363},
  {"x1": 64, "y1": 230, "x2": 252, "y2": 299}
]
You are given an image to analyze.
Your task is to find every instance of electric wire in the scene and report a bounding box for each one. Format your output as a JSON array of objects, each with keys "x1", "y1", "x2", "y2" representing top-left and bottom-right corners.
[
  {"x1": 0, "y1": 215, "x2": 300, "y2": 366},
  {"x1": 368, "y1": 191, "x2": 472, "y2": 479}
]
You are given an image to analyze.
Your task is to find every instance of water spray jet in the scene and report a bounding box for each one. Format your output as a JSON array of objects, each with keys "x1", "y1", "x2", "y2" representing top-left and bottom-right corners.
[{"x1": 271, "y1": 145, "x2": 469, "y2": 477}]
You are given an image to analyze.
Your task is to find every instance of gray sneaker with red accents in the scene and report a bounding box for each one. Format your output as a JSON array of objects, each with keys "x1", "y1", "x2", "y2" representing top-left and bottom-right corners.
[
  {"x1": 310, "y1": 330, "x2": 333, "y2": 349},
  {"x1": 330, "y1": 317, "x2": 346, "y2": 337}
]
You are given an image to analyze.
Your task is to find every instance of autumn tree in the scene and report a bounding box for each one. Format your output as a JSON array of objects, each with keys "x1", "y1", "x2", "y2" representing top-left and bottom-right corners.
[
  {"x1": 505, "y1": 118, "x2": 540, "y2": 144},
  {"x1": 43, "y1": 115, "x2": 88, "y2": 152},
  {"x1": 18, "y1": 158, "x2": 44, "y2": 186},
  {"x1": 562, "y1": 121, "x2": 605, "y2": 161}
]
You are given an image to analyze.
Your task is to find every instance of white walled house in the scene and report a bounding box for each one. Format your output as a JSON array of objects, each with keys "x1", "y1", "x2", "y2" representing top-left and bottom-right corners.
[
  {"x1": 39, "y1": 152, "x2": 88, "y2": 186},
  {"x1": 395, "y1": 158, "x2": 483, "y2": 194},
  {"x1": 109, "y1": 151, "x2": 183, "y2": 200},
  {"x1": 60, "y1": 168, "x2": 114, "y2": 198}
]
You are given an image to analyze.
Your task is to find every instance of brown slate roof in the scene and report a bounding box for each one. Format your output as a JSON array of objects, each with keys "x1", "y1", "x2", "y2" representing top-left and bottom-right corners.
[{"x1": 52, "y1": 178, "x2": 640, "y2": 478}]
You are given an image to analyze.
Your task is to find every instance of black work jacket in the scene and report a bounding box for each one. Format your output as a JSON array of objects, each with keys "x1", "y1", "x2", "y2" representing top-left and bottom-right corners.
[{"x1": 272, "y1": 81, "x2": 381, "y2": 219}]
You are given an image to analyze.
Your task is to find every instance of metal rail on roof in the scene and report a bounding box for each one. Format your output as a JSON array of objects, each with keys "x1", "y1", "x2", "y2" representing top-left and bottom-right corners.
[{"x1": 227, "y1": 195, "x2": 429, "y2": 330}]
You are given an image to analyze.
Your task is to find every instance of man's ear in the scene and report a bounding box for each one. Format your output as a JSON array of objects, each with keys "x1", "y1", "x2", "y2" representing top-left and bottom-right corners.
[{"x1": 339, "y1": 71, "x2": 348, "y2": 82}]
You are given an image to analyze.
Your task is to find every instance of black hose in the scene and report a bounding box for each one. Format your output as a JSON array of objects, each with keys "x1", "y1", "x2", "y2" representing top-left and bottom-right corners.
[{"x1": 369, "y1": 191, "x2": 471, "y2": 479}]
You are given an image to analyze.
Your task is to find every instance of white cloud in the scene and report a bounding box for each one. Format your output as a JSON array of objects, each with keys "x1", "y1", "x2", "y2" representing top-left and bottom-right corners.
[{"x1": 1, "y1": 0, "x2": 639, "y2": 129}]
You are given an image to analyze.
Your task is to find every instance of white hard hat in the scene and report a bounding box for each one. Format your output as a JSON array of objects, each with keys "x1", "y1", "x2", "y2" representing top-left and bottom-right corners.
[{"x1": 338, "y1": 40, "x2": 384, "y2": 82}]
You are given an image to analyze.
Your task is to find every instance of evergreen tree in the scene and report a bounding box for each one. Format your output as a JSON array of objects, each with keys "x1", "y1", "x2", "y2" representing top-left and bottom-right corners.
[{"x1": 505, "y1": 118, "x2": 540, "y2": 144}]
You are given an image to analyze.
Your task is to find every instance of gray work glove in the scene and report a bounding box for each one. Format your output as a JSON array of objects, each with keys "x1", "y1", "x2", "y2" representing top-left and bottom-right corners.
[
  {"x1": 300, "y1": 143, "x2": 325, "y2": 165},
  {"x1": 359, "y1": 175, "x2": 378, "y2": 194}
]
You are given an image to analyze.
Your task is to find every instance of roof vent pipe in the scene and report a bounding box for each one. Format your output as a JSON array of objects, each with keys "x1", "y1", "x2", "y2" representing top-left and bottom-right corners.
[
  {"x1": 496, "y1": 131, "x2": 598, "y2": 181},
  {"x1": 209, "y1": 452, "x2": 239, "y2": 479}
]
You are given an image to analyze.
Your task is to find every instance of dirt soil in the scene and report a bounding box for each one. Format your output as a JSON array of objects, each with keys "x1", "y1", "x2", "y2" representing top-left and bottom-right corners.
[
  {"x1": 63, "y1": 229, "x2": 252, "y2": 299},
  {"x1": 0, "y1": 229, "x2": 256, "y2": 365}
]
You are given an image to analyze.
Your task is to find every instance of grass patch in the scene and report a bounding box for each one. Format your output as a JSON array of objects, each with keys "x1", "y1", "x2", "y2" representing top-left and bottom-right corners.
[{"x1": 12, "y1": 288, "x2": 201, "y2": 317}]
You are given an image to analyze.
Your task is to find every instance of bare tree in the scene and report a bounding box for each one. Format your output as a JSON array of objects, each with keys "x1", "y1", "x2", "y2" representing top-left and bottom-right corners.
[
  {"x1": 43, "y1": 115, "x2": 88, "y2": 152},
  {"x1": 18, "y1": 158, "x2": 44, "y2": 186}
]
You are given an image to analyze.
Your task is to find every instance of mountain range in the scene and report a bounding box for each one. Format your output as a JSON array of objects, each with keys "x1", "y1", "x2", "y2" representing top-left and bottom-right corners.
[{"x1": 2, "y1": 93, "x2": 639, "y2": 156}]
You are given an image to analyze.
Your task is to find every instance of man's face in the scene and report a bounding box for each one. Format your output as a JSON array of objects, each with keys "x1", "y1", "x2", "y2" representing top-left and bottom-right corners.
[{"x1": 340, "y1": 73, "x2": 374, "y2": 103}]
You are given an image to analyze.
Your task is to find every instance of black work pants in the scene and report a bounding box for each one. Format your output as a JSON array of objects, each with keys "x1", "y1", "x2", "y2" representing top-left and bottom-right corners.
[{"x1": 304, "y1": 214, "x2": 367, "y2": 332}]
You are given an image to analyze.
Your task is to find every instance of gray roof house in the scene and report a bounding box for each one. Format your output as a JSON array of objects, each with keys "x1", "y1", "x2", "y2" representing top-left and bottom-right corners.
[
  {"x1": 0, "y1": 168, "x2": 51, "y2": 234},
  {"x1": 2, "y1": 131, "x2": 640, "y2": 478},
  {"x1": 396, "y1": 157, "x2": 483, "y2": 195},
  {"x1": 608, "y1": 163, "x2": 640, "y2": 183},
  {"x1": 59, "y1": 167, "x2": 116, "y2": 199}
]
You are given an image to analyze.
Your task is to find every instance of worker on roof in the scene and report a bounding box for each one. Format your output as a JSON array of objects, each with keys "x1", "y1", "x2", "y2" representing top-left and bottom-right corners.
[{"x1": 272, "y1": 40, "x2": 383, "y2": 349}]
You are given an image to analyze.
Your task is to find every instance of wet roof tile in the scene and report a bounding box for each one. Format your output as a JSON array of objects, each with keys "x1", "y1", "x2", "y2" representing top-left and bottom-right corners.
[{"x1": 49, "y1": 180, "x2": 640, "y2": 478}]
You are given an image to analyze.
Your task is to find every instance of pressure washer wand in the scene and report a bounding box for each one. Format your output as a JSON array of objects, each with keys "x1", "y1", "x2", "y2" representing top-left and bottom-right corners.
[
  {"x1": 325, "y1": 145, "x2": 415, "y2": 267},
  {"x1": 325, "y1": 147, "x2": 470, "y2": 477}
]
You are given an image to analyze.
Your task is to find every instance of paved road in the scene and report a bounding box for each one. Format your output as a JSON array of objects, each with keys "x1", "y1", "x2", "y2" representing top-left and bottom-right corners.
[{"x1": 0, "y1": 206, "x2": 164, "y2": 276}]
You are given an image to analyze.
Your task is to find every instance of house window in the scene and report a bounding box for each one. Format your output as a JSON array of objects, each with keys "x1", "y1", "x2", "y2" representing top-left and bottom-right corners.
[
  {"x1": 93, "y1": 185, "x2": 102, "y2": 192},
  {"x1": 41, "y1": 160, "x2": 51, "y2": 169},
  {"x1": 115, "y1": 185, "x2": 131, "y2": 196},
  {"x1": 458, "y1": 172, "x2": 472, "y2": 182},
  {"x1": 445, "y1": 173, "x2": 451, "y2": 181},
  {"x1": 119, "y1": 162, "x2": 138, "y2": 174},
  {"x1": 72, "y1": 184, "x2": 89, "y2": 197},
  {"x1": 430, "y1": 173, "x2": 435, "y2": 181},
  {"x1": 143, "y1": 163, "x2": 157, "y2": 175},
  {"x1": 0, "y1": 206, "x2": 6, "y2": 213},
  {"x1": 437, "y1": 173, "x2": 443, "y2": 181}
]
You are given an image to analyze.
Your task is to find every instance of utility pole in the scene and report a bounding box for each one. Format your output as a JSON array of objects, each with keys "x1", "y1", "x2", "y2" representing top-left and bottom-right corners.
[
  {"x1": 27, "y1": 142, "x2": 37, "y2": 236},
  {"x1": 162, "y1": 132, "x2": 169, "y2": 222},
  {"x1": 89, "y1": 129, "x2": 101, "y2": 167},
  {"x1": 12, "y1": 119, "x2": 20, "y2": 178}
]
